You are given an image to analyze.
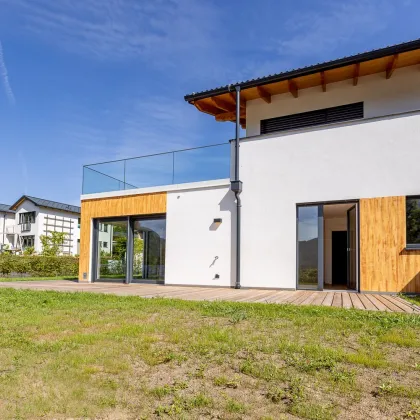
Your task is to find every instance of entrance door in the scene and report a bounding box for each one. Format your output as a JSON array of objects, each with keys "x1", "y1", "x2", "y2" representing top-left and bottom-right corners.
[
  {"x1": 347, "y1": 205, "x2": 358, "y2": 290},
  {"x1": 297, "y1": 205, "x2": 323, "y2": 290},
  {"x1": 332, "y1": 231, "x2": 347, "y2": 285}
]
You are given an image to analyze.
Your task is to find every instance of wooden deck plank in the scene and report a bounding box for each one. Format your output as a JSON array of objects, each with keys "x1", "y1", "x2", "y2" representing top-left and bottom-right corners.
[
  {"x1": 300, "y1": 292, "x2": 319, "y2": 305},
  {"x1": 270, "y1": 291, "x2": 297, "y2": 303},
  {"x1": 331, "y1": 292, "x2": 342, "y2": 308},
  {"x1": 235, "y1": 290, "x2": 278, "y2": 303},
  {"x1": 322, "y1": 292, "x2": 335, "y2": 307},
  {"x1": 380, "y1": 295, "x2": 416, "y2": 313},
  {"x1": 349, "y1": 293, "x2": 365, "y2": 310},
  {"x1": 280, "y1": 291, "x2": 306, "y2": 304},
  {"x1": 311, "y1": 292, "x2": 328, "y2": 306},
  {"x1": 290, "y1": 291, "x2": 313, "y2": 305},
  {"x1": 262, "y1": 291, "x2": 288, "y2": 303},
  {"x1": 342, "y1": 293, "x2": 353, "y2": 309},
  {"x1": 357, "y1": 294, "x2": 378, "y2": 311},
  {"x1": 252, "y1": 291, "x2": 284, "y2": 303},
  {"x1": 365, "y1": 294, "x2": 390, "y2": 311},
  {"x1": 373, "y1": 294, "x2": 404, "y2": 312},
  {"x1": 392, "y1": 296, "x2": 420, "y2": 313},
  {"x1": 0, "y1": 281, "x2": 418, "y2": 314}
]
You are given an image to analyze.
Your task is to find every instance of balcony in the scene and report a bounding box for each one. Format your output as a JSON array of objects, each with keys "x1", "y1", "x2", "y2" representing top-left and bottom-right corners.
[{"x1": 82, "y1": 143, "x2": 231, "y2": 195}]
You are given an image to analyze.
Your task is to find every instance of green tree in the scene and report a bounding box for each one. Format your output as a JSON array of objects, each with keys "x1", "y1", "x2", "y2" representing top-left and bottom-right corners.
[
  {"x1": 40, "y1": 232, "x2": 68, "y2": 256},
  {"x1": 112, "y1": 236, "x2": 127, "y2": 260}
]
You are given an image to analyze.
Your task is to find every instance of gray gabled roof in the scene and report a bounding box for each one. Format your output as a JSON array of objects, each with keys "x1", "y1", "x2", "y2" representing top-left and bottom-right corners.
[
  {"x1": 10, "y1": 195, "x2": 81, "y2": 214},
  {"x1": 0, "y1": 204, "x2": 15, "y2": 213}
]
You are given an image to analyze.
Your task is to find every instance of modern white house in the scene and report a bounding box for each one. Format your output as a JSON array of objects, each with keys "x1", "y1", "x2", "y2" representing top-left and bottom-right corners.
[
  {"x1": 0, "y1": 196, "x2": 81, "y2": 255},
  {"x1": 79, "y1": 39, "x2": 420, "y2": 294}
]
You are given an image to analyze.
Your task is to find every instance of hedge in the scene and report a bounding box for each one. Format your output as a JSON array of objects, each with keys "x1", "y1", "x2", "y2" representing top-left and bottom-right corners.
[{"x1": 0, "y1": 255, "x2": 79, "y2": 277}]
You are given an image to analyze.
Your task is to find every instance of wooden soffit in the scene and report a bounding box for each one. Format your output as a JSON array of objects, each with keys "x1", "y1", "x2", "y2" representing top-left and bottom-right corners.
[{"x1": 189, "y1": 48, "x2": 420, "y2": 128}]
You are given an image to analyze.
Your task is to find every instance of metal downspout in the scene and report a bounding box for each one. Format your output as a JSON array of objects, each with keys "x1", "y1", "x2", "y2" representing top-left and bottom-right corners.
[{"x1": 233, "y1": 85, "x2": 242, "y2": 289}]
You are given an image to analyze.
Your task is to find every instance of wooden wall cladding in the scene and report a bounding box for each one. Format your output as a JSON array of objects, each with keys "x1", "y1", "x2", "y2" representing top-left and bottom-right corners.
[
  {"x1": 78, "y1": 192, "x2": 166, "y2": 281},
  {"x1": 360, "y1": 196, "x2": 420, "y2": 293}
]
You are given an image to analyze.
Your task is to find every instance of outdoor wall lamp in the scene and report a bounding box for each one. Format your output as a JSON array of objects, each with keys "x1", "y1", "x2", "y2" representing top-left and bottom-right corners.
[{"x1": 213, "y1": 218, "x2": 222, "y2": 225}]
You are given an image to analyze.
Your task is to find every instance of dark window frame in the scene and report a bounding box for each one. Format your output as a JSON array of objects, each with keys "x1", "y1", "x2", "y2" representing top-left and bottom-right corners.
[
  {"x1": 19, "y1": 211, "x2": 36, "y2": 225},
  {"x1": 91, "y1": 214, "x2": 166, "y2": 283},
  {"x1": 406, "y1": 196, "x2": 420, "y2": 249},
  {"x1": 260, "y1": 102, "x2": 364, "y2": 135},
  {"x1": 22, "y1": 235, "x2": 35, "y2": 248}
]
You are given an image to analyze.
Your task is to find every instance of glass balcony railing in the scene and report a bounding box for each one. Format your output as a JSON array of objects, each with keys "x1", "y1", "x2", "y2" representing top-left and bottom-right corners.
[{"x1": 82, "y1": 143, "x2": 231, "y2": 194}]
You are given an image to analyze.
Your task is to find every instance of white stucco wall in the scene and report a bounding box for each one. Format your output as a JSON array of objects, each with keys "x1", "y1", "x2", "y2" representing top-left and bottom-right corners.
[
  {"x1": 165, "y1": 184, "x2": 235, "y2": 286},
  {"x1": 239, "y1": 111, "x2": 420, "y2": 289},
  {"x1": 0, "y1": 212, "x2": 16, "y2": 248},
  {"x1": 246, "y1": 66, "x2": 420, "y2": 137}
]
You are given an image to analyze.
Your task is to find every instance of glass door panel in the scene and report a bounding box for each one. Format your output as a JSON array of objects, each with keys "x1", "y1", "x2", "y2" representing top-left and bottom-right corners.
[
  {"x1": 132, "y1": 219, "x2": 166, "y2": 281},
  {"x1": 297, "y1": 205, "x2": 323, "y2": 290},
  {"x1": 96, "y1": 219, "x2": 128, "y2": 281}
]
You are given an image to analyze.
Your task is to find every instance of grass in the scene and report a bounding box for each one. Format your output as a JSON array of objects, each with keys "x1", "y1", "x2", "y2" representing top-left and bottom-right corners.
[
  {"x1": 0, "y1": 289, "x2": 419, "y2": 419},
  {"x1": 0, "y1": 276, "x2": 77, "y2": 282},
  {"x1": 402, "y1": 293, "x2": 420, "y2": 306}
]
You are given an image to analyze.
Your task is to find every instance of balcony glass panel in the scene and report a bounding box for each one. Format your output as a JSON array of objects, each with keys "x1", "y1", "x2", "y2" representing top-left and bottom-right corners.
[{"x1": 82, "y1": 143, "x2": 230, "y2": 194}]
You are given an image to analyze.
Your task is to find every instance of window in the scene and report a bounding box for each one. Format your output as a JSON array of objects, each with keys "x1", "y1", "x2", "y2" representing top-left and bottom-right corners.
[
  {"x1": 406, "y1": 197, "x2": 420, "y2": 247},
  {"x1": 104, "y1": 224, "x2": 108, "y2": 232},
  {"x1": 260, "y1": 102, "x2": 364, "y2": 135},
  {"x1": 22, "y1": 235, "x2": 35, "y2": 248},
  {"x1": 19, "y1": 211, "x2": 36, "y2": 224},
  {"x1": 103, "y1": 241, "x2": 108, "y2": 248},
  {"x1": 99, "y1": 241, "x2": 103, "y2": 248},
  {"x1": 78, "y1": 218, "x2": 81, "y2": 228}
]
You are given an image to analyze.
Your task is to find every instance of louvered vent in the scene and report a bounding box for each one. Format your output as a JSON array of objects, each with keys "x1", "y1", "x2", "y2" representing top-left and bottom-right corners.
[{"x1": 260, "y1": 102, "x2": 364, "y2": 135}]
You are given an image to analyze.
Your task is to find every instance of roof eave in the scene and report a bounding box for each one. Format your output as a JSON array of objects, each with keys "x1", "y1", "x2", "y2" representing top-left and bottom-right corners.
[{"x1": 184, "y1": 38, "x2": 420, "y2": 102}]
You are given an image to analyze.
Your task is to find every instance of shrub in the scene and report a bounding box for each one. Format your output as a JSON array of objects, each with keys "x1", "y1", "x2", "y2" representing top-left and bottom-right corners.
[
  {"x1": 0, "y1": 255, "x2": 79, "y2": 277},
  {"x1": 23, "y1": 246, "x2": 35, "y2": 256}
]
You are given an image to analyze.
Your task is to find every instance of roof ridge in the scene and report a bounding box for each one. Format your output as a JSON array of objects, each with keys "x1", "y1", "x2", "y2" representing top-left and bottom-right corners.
[{"x1": 26, "y1": 195, "x2": 80, "y2": 209}]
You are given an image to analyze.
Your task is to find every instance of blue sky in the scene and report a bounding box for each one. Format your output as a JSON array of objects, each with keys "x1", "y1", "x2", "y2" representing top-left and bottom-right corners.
[{"x1": 0, "y1": 0, "x2": 419, "y2": 205}]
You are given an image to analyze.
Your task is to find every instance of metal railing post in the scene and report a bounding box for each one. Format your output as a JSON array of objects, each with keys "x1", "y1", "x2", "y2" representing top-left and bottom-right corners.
[
  {"x1": 123, "y1": 160, "x2": 126, "y2": 190},
  {"x1": 172, "y1": 152, "x2": 175, "y2": 184}
]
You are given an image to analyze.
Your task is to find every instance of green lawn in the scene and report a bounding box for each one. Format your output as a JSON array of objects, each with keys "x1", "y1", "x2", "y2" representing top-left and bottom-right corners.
[
  {"x1": 403, "y1": 294, "x2": 420, "y2": 307},
  {"x1": 0, "y1": 276, "x2": 77, "y2": 282},
  {"x1": 0, "y1": 289, "x2": 419, "y2": 419}
]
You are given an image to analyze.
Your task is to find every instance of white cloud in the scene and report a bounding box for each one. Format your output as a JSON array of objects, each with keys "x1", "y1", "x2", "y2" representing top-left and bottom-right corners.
[
  {"x1": 0, "y1": 40, "x2": 15, "y2": 104},
  {"x1": 1, "y1": 0, "x2": 221, "y2": 67}
]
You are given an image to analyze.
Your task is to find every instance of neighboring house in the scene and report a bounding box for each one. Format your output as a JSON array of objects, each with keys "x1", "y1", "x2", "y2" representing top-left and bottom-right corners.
[
  {"x1": 1, "y1": 196, "x2": 81, "y2": 255},
  {"x1": 79, "y1": 39, "x2": 420, "y2": 293},
  {"x1": 0, "y1": 204, "x2": 16, "y2": 251}
]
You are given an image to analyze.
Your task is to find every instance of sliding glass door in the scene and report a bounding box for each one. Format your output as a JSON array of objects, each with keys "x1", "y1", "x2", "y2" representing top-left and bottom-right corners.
[
  {"x1": 93, "y1": 215, "x2": 166, "y2": 283},
  {"x1": 132, "y1": 218, "x2": 166, "y2": 281},
  {"x1": 96, "y1": 219, "x2": 128, "y2": 281},
  {"x1": 297, "y1": 205, "x2": 323, "y2": 290}
]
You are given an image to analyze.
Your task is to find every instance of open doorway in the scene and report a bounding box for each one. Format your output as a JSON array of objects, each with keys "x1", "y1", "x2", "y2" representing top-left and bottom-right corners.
[
  {"x1": 323, "y1": 203, "x2": 358, "y2": 291},
  {"x1": 296, "y1": 201, "x2": 358, "y2": 291}
]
